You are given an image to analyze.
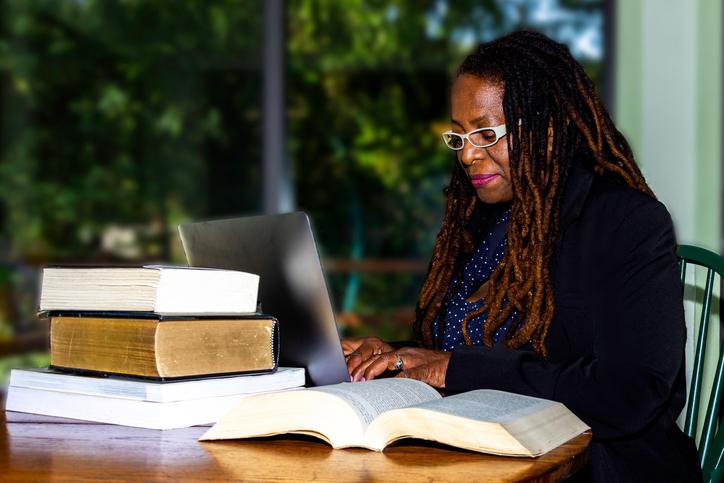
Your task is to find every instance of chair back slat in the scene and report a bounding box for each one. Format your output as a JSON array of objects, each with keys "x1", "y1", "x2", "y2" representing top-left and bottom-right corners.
[
  {"x1": 702, "y1": 423, "x2": 724, "y2": 483},
  {"x1": 685, "y1": 268, "x2": 716, "y2": 438},
  {"x1": 677, "y1": 244, "x2": 724, "y2": 482},
  {"x1": 700, "y1": 347, "x2": 724, "y2": 466},
  {"x1": 681, "y1": 259, "x2": 688, "y2": 286}
]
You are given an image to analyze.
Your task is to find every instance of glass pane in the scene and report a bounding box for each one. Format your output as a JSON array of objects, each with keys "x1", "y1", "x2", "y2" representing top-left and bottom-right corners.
[
  {"x1": 0, "y1": 0, "x2": 263, "y2": 348},
  {"x1": 443, "y1": 133, "x2": 464, "y2": 149},
  {"x1": 287, "y1": 0, "x2": 606, "y2": 338}
]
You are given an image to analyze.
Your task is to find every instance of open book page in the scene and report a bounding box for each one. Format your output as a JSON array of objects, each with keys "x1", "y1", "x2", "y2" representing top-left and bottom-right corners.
[
  {"x1": 368, "y1": 389, "x2": 589, "y2": 455},
  {"x1": 199, "y1": 379, "x2": 441, "y2": 448},
  {"x1": 198, "y1": 388, "x2": 353, "y2": 444},
  {"x1": 413, "y1": 389, "x2": 554, "y2": 423},
  {"x1": 311, "y1": 378, "x2": 441, "y2": 429}
]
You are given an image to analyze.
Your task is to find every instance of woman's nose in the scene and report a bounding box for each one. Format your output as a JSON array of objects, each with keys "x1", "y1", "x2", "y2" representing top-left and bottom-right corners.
[{"x1": 458, "y1": 141, "x2": 485, "y2": 167}]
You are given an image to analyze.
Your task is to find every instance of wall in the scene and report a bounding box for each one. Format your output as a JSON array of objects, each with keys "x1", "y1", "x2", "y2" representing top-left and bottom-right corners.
[
  {"x1": 615, "y1": 0, "x2": 723, "y2": 439},
  {"x1": 616, "y1": 0, "x2": 722, "y2": 250}
]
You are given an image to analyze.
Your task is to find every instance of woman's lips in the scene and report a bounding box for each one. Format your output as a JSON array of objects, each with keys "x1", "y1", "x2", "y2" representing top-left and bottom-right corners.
[{"x1": 470, "y1": 174, "x2": 499, "y2": 187}]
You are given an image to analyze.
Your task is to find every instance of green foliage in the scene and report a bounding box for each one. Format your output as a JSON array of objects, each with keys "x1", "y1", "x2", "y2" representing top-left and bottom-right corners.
[
  {"x1": 286, "y1": 0, "x2": 604, "y2": 312},
  {"x1": 0, "y1": 0, "x2": 604, "y2": 335},
  {"x1": 0, "y1": 0, "x2": 264, "y2": 262},
  {"x1": 0, "y1": 352, "x2": 49, "y2": 384}
]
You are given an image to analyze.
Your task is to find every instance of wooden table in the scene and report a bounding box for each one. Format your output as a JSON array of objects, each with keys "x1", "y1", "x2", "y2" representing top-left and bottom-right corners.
[{"x1": 0, "y1": 411, "x2": 591, "y2": 482}]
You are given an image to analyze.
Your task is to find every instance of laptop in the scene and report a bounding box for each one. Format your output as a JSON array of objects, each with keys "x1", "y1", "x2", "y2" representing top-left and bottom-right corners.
[{"x1": 178, "y1": 212, "x2": 350, "y2": 387}]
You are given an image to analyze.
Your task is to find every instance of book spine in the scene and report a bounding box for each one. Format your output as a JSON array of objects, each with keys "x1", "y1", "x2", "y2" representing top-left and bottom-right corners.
[{"x1": 271, "y1": 318, "x2": 280, "y2": 369}]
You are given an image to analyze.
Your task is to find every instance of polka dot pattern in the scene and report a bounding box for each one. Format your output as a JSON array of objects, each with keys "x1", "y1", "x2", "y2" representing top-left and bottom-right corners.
[{"x1": 434, "y1": 208, "x2": 515, "y2": 352}]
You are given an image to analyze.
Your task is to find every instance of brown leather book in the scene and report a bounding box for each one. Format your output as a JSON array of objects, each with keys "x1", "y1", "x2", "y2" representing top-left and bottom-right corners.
[{"x1": 49, "y1": 313, "x2": 278, "y2": 379}]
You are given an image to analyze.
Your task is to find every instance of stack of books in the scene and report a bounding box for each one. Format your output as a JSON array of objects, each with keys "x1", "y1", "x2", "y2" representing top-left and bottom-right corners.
[{"x1": 5, "y1": 265, "x2": 305, "y2": 429}]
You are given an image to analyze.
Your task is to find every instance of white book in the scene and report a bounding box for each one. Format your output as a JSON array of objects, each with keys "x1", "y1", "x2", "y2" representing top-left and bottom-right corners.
[
  {"x1": 5, "y1": 387, "x2": 265, "y2": 430},
  {"x1": 8, "y1": 367, "x2": 305, "y2": 402},
  {"x1": 39, "y1": 265, "x2": 259, "y2": 314},
  {"x1": 5, "y1": 368, "x2": 305, "y2": 430}
]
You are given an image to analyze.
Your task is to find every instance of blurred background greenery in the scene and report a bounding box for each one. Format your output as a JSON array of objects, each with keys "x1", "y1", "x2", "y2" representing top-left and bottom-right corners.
[{"x1": 0, "y1": 0, "x2": 719, "y2": 383}]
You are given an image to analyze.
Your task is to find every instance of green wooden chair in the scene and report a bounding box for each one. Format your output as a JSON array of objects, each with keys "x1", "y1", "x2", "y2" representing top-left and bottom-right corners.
[{"x1": 678, "y1": 244, "x2": 724, "y2": 482}]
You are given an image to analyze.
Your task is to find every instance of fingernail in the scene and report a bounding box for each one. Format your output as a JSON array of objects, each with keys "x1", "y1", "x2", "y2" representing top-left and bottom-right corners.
[
  {"x1": 349, "y1": 374, "x2": 353, "y2": 382},
  {"x1": 360, "y1": 377, "x2": 366, "y2": 382}
]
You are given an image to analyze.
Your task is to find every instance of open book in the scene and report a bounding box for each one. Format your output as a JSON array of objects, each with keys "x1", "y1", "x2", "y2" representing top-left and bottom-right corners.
[{"x1": 200, "y1": 378, "x2": 589, "y2": 457}]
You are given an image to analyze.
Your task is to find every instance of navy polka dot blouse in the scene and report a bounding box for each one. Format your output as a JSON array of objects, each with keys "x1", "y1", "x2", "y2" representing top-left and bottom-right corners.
[{"x1": 433, "y1": 208, "x2": 515, "y2": 352}]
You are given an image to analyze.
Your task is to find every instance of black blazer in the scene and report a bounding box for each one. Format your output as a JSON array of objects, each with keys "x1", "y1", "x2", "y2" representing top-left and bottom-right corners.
[{"x1": 445, "y1": 163, "x2": 702, "y2": 482}]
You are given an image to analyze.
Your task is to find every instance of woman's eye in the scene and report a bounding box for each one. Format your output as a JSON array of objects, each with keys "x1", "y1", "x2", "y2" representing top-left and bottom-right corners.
[
  {"x1": 470, "y1": 129, "x2": 496, "y2": 145},
  {"x1": 480, "y1": 129, "x2": 496, "y2": 141}
]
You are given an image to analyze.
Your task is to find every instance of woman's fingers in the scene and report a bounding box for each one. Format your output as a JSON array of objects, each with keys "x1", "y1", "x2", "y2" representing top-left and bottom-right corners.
[
  {"x1": 341, "y1": 338, "x2": 364, "y2": 355},
  {"x1": 394, "y1": 350, "x2": 451, "y2": 388},
  {"x1": 350, "y1": 352, "x2": 382, "y2": 381},
  {"x1": 341, "y1": 337, "x2": 391, "y2": 356},
  {"x1": 350, "y1": 348, "x2": 399, "y2": 381},
  {"x1": 359, "y1": 352, "x2": 400, "y2": 382},
  {"x1": 345, "y1": 342, "x2": 381, "y2": 374},
  {"x1": 354, "y1": 348, "x2": 452, "y2": 387},
  {"x1": 343, "y1": 337, "x2": 395, "y2": 375},
  {"x1": 346, "y1": 344, "x2": 453, "y2": 383},
  {"x1": 345, "y1": 348, "x2": 371, "y2": 374},
  {"x1": 353, "y1": 348, "x2": 423, "y2": 381},
  {"x1": 396, "y1": 364, "x2": 446, "y2": 388}
]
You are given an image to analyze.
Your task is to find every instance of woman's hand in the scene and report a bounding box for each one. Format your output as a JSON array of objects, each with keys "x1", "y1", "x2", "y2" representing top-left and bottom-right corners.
[
  {"x1": 351, "y1": 347, "x2": 452, "y2": 388},
  {"x1": 342, "y1": 336, "x2": 394, "y2": 378}
]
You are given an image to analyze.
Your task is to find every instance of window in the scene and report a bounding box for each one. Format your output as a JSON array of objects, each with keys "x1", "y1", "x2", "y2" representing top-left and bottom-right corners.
[{"x1": 0, "y1": 0, "x2": 607, "y2": 370}]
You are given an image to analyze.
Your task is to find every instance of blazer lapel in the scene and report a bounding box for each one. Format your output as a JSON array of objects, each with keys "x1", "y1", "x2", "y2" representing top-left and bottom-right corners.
[
  {"x1": 557, "y1": 162, "x2": 595, "y2": 235},
  {"x1": 551, "y1": 163, "x2": 595, "y2": 277}
]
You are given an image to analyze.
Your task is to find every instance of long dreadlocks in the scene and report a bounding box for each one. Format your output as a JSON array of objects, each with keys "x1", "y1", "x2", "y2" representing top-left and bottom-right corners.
[{"x1": 413, "y1": 31, "x2": 653, "y2": 358}]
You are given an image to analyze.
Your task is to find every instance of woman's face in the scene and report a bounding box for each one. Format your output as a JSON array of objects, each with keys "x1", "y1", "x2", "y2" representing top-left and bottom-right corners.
[{"x1": 450, "y1": 74, "x2": 513, "y2": 204}]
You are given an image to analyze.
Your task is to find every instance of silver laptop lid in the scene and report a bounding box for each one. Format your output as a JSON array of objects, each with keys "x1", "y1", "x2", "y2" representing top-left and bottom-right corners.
[{"x1": 178, "y1": 212, "x2": 349, "y2": 387}]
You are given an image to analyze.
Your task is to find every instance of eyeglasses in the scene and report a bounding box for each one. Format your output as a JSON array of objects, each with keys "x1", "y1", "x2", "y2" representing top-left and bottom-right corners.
[{"x1": 441, "y1": 123, "x2": 507, "y2": 150}]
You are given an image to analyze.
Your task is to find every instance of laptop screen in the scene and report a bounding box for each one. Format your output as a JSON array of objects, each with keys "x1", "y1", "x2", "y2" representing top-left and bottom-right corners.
[{"x1": 179, "y1": 212, "x2": 350, "y2": 387}]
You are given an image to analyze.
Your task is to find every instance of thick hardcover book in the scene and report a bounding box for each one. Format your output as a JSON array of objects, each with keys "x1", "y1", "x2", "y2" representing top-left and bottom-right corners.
[
  {"x1": 39, "y1": 265, "x2": 259, "y2": 314},
  {"x1": 200, "y1": 378, "x2": 590, "y2": 457},
  {"x1": 49, "y1": 312, "x2": 279, "y2": 379},
  {"x1": 5, "y1": 367, "x2": 305, "y2": 430}
]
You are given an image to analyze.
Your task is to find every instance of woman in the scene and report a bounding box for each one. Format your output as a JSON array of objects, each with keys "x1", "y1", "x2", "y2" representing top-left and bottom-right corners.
[{"x1": 343, "y1": 31, "x2": 701, "y2": 481}]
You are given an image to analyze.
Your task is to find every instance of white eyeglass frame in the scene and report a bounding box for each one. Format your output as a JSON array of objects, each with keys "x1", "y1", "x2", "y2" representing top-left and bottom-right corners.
[{"x1": 441, "y1": 123, "x2": 507, "y2": 150}]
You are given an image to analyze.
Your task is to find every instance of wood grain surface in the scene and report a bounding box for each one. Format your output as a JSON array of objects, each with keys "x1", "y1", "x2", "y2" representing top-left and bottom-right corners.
[{"x1": 0, "y1": 411, "x2": 591, "y2": 482}]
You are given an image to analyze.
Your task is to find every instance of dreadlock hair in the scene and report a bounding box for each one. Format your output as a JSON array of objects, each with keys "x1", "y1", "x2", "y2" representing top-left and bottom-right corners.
[{"x1": 413, "y1": 30, "x2": 654, "y2": 358}]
